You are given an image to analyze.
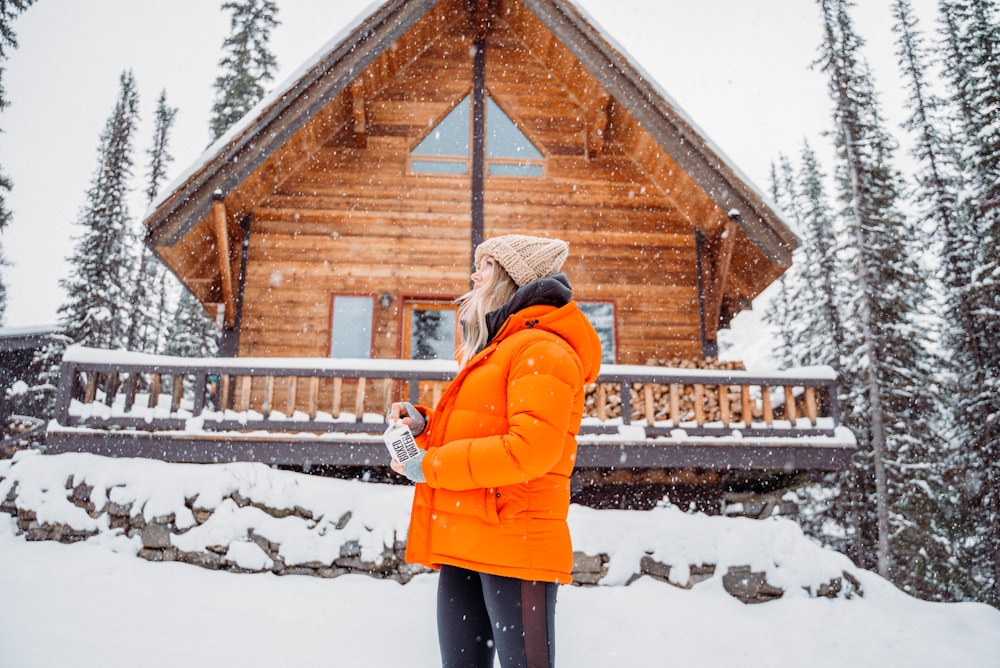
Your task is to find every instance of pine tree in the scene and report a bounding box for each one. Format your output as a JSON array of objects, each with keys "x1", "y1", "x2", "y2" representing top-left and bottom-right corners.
[
  {"x1": 794, "y1": 142, "x2": 848, "y2": 373},
  {"x1": 163, "y1": 289, "x2": 218, "y2": 358},
  {"x1": 761, "y1": 158, "x2": 800, "y2": 370},
  {"x1": 124, "y1": 90, "x2": 177, "y2": 354},
  {"x1": 209, "y1": 0, "x2": 279, "y2": 142},
  {"x1": 0, "y1": 0, "x2": 37, "y2": 324},
  {"x1": 889, "y1": 0, "x2": 979, "y2": 602},
  {"x1": 816, "y1": 0, "x2": 944, "y2": 594},
  {"x1": 937, "y1": 0, "x2": 1000, "y2": 606},
  {"x1": 0, "y1": 0, "x2": 35, "y2": 232},
  {"x1": 764, "y1": 143, "x2": 857, "y2": 556},
  {"x1": 58, "y1": 70, "x2": 140, "y2": 350}
]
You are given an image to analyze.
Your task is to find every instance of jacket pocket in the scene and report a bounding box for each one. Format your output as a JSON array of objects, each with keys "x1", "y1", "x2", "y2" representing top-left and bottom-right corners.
[{"x1": 435, "y1": 488, "x2": 501, "y2": 525}]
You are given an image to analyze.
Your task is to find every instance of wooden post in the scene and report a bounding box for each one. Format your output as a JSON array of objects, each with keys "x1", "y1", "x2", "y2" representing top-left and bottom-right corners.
[
  {"x1": 170, "y1": 375, "x2": 184, "y2": 413},
  {"x1": 84, "y1": 373, "x2": 99, "y2": 404},
  {"x1": 804, "y1": 386, "x2": 818, "y2": 426},
  {"x1": 149, "y1": 374, "x2": 161, "y2": 409},
  {"x1": 719, "y1": 385, "x2": 730, "y2": 425},
  {"x1": 237, "y1": 376, "x2": 251, "y2": 412},
  {"x1": 286, "y1": 377, "x2": 298, "y2": 417},
  {"x1": 307, "y1": 377, "x2": 320, "y2": 420},
  {"x1": 762, "y1": 385, "x2": 773, "y2": 425},
  {"x1": 643, "y1": 384, "x2": 655, "y2": 424},
  {"x1": 354, "y1": 377, "x2": 367, "y2": 421},
  {"x1": 741, "y1": 385, "x2": 752, "y2": 427},
  {"x1": 432, "y1": 380, "x2": 443, "y2": 407},
  {"x1": 212, "y1": 191, "x2": 237, "y2": 328},
  {"x1": 669, "y1": 383, "x2": 680, "y2": 425},
  {"x1": 784, "y1": 386, "x2": 797, "y2": 424},
  {"x1": 262, "y1": 376, "x2": 275, "y2": 419},
  {"x1": 218, "y1": 374, "x2": 230, "y2": 412},
  {"x1": 331, "y1": 377, "x2": 343, "y2": 419},
  {"x1": 694, "y1": 384, "x2": 706, "y2": 425}
]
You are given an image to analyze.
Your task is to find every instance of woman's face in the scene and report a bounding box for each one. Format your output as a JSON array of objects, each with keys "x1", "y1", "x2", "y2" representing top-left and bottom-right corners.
[{"x1": 472, "y1": 255, "x2": 495, "y2": 290}]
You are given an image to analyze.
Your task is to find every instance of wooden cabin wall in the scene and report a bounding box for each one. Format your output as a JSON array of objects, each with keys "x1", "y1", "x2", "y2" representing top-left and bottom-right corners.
[{"x1": 229, "y1": 0, "x2": 715, "y2": 371}]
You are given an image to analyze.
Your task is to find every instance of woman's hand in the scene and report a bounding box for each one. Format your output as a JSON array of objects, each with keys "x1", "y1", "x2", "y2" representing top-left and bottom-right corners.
[{"x1": 387, "y1": 401, "x2": 426, "y2": 436}]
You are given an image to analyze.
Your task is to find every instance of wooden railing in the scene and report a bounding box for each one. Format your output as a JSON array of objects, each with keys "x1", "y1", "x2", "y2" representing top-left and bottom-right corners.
[{"x1": 46, "y1": 347, "x2": 853, "y2": 469}]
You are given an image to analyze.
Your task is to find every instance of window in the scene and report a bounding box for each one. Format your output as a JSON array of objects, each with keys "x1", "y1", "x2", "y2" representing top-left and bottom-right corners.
[
  {"x1": 578, "y1": 301, "x2": 616, "y2": 364},
  {"x1": 411, "y1": 94, "x2": 543, "y2": 176},
  {"x1": 411, "y1": 97, "x2": 471, "y2": 174},
  {"x1": 404, "y1": 301, "x2": 458, "y2": 361},
  {"x1": 330, "y1": 295, "x2": 374, "y2": 358},
  {"x1": 485, "y1": 97, "x2": 543, "y2": 176}
]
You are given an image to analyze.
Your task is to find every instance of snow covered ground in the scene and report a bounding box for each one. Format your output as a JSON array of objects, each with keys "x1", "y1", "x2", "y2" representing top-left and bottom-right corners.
[{"x1": 1, "y1": 451, "x2": 998, "y2": 667}]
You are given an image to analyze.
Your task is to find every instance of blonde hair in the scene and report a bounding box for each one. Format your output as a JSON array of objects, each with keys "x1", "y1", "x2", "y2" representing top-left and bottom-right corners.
[{"x1": 455, "y1": 255, "x2": 519, "y2": 366}]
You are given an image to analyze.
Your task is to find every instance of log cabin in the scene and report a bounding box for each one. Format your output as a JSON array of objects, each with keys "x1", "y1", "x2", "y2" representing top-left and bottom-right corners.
[
  {"x1": 43, "y1": 0, "x2": 855, "y2": 511},
  {"x1": 144, "y1": 0, "x2": 797, "y2": 365}
]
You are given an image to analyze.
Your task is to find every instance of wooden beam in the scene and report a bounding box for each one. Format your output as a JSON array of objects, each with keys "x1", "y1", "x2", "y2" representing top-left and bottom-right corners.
[
  {"x1": 212, "y1": 193, "x2": 237, "y2": 328},
  {"x1": 350, "y1": 79, "x2": 367, "y2": 148},
  {"x1": 474, "y1": 0, "x2": 492, "y2": 38},
  {"x1": 586, "y1": 95, "x2": 612, "y2": 158},
  {"x1": 709, "y1": 217, "x2": 738, "y2": 336}
]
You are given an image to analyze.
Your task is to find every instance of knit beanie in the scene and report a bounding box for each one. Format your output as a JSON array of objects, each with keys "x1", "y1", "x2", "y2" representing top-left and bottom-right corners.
[{"x1": 475, "y1": 234, "x2": 569, "y2": 287}]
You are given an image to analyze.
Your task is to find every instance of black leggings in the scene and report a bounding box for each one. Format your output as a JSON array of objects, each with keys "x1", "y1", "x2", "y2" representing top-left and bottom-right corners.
[{"x1": 437, "y1": 565, "x2": 558, "y2": 668}]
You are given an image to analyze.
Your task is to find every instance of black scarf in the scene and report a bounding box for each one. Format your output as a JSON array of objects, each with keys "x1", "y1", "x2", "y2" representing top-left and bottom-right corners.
[{"x1": 483, "y1": 273, "x2": 573, "y2": 345}]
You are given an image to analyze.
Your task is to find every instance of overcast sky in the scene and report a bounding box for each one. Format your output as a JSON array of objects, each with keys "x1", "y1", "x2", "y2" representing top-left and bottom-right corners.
[{"x1": 0, "y1": 0, "x2": 939, "y2": 335}]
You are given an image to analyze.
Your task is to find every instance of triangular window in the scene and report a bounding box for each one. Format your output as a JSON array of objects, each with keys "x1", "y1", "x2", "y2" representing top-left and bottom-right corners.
[{"x1": 411, "y1": 94, "x2": 543, "y2": 176}]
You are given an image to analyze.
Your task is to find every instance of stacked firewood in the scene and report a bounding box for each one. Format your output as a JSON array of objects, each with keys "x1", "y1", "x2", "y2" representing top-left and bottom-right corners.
[{"x1": 583, "y1": 358, "x2": 752, "y2": 424}]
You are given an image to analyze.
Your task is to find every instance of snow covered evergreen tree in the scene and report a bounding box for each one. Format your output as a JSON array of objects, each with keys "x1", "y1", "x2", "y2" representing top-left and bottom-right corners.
[
  {"x1": 816, "y1": 0, "x2": 945, "y2": 596},
  {"x1": 888, "y1": 0, "x2": 984, "y2": 602},
  {"x1": 0, "y1": 0, "x2": 35, "y2": 232},
  {"x1": 764, "y1": 142, "x2": 857, "y2": 558},
  {"x1": 0, "y1": 0, "x2": 37, "y2": 324},
  {"x1": 936, "y1": 0, "x2": 1000, "y2": 607},
  {"x1": 209, "y1": 0, "x2": 279, "y2": 142},
  {"x1": 124, "y1": 90, "x2": 177, "y2": 354},
  {"x1": 163, "y1": 289, "x2": 218, "y2": 358},
  {"x1": 761, "y1": 159, "x2": 800, "y2": 370},
  {"x1": 58, "y1": 70, "x2": 140, "y2": 350}
]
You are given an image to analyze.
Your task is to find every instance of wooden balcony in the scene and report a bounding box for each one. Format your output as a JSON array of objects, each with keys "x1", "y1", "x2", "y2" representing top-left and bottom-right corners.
[{"x1": 44, "y1": 347, "x2": 855, "y2": 472}]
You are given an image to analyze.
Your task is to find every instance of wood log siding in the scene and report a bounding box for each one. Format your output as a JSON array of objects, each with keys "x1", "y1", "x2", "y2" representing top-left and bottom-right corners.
[
  {"x1": 53, "y1": 353, "x2": 842, "y2": 447},
  {"x1": 148, "y1": 0, "x2": 716, "y2": 366}
]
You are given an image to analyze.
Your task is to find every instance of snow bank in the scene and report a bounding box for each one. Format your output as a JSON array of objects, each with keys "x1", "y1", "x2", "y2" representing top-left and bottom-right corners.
[{"x1": 3, "y1": 449, "x2": 862, "y2": 599}]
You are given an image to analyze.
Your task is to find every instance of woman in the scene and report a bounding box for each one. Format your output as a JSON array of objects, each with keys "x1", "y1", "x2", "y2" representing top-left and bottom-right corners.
[{"x1": 389, "y1": 234, "x2": 602, "y2": 668}]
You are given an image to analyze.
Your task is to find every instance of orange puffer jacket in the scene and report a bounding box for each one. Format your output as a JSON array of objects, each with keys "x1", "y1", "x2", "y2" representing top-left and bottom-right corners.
[{"x1": 405, "y1": 293, "x2": 602, "y2": 584}]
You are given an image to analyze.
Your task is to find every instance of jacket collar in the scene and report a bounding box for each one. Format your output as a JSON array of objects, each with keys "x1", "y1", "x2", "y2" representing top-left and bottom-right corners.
[{"x1": 484, "y1": 273, "x2": 572, "y2": 344}]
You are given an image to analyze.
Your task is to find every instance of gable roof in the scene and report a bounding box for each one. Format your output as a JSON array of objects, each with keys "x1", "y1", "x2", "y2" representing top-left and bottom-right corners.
[
  {"x1": 145, "y1": 0, "x2": 795, "y2": 257},
  {"x1": 142, "y1": 0, "x2": 798, "y2": 337}
]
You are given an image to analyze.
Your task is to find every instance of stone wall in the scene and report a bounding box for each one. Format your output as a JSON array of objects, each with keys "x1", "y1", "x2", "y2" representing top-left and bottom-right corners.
[{"x1": 1, "y1": 475, "x2": 863, "y2": 605}]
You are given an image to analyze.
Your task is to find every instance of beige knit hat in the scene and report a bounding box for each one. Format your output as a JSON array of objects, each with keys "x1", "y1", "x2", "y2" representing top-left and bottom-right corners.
[{"x1": 475, "y1": 234, "x2": 569, "y2": 287}]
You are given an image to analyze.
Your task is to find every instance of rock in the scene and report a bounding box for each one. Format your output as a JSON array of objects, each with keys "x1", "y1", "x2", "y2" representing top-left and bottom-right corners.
[
  {"x1": 141, "y1": 521, "x2": 172, "y2": 549},
  {"x1": 722, "y1": 566, "x2": 784, "y2": 604},
  {"x1": 69, "y1": 483, "x2": 95, "y2": 513},
  {"x1": 639, "y1": 555, "x2": 671, "y2": 583},
  {"x1": 107, "y1": 502, "x2": 133, "y2": 517},
  {"x1": 572, "y1": 552, "x2": 607, "y2": 585}
]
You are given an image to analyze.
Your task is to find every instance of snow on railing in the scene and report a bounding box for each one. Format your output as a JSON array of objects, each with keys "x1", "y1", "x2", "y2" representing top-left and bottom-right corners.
[{"x1": 47, "y1": 346, "x2": 855, "y2": 469}]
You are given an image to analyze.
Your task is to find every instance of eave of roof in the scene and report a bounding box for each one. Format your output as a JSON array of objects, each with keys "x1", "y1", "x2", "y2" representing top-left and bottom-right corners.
[
  {"x1": 143, "y1": 0, "x2": 437, "y2": 248},
  {"x1": 526, "y1": 0, "x2": 798, "y2": 263}
]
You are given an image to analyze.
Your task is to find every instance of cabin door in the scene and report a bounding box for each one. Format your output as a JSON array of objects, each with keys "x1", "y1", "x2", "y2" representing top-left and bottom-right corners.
[{"x1": 401, "y1": 300, "x2": 459, "y2": 405}]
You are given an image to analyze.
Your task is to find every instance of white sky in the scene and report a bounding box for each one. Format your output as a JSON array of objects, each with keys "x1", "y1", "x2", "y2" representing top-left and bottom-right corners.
[{"x1": 0, "y1": 0, "x2": 938, "y2": 334}]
